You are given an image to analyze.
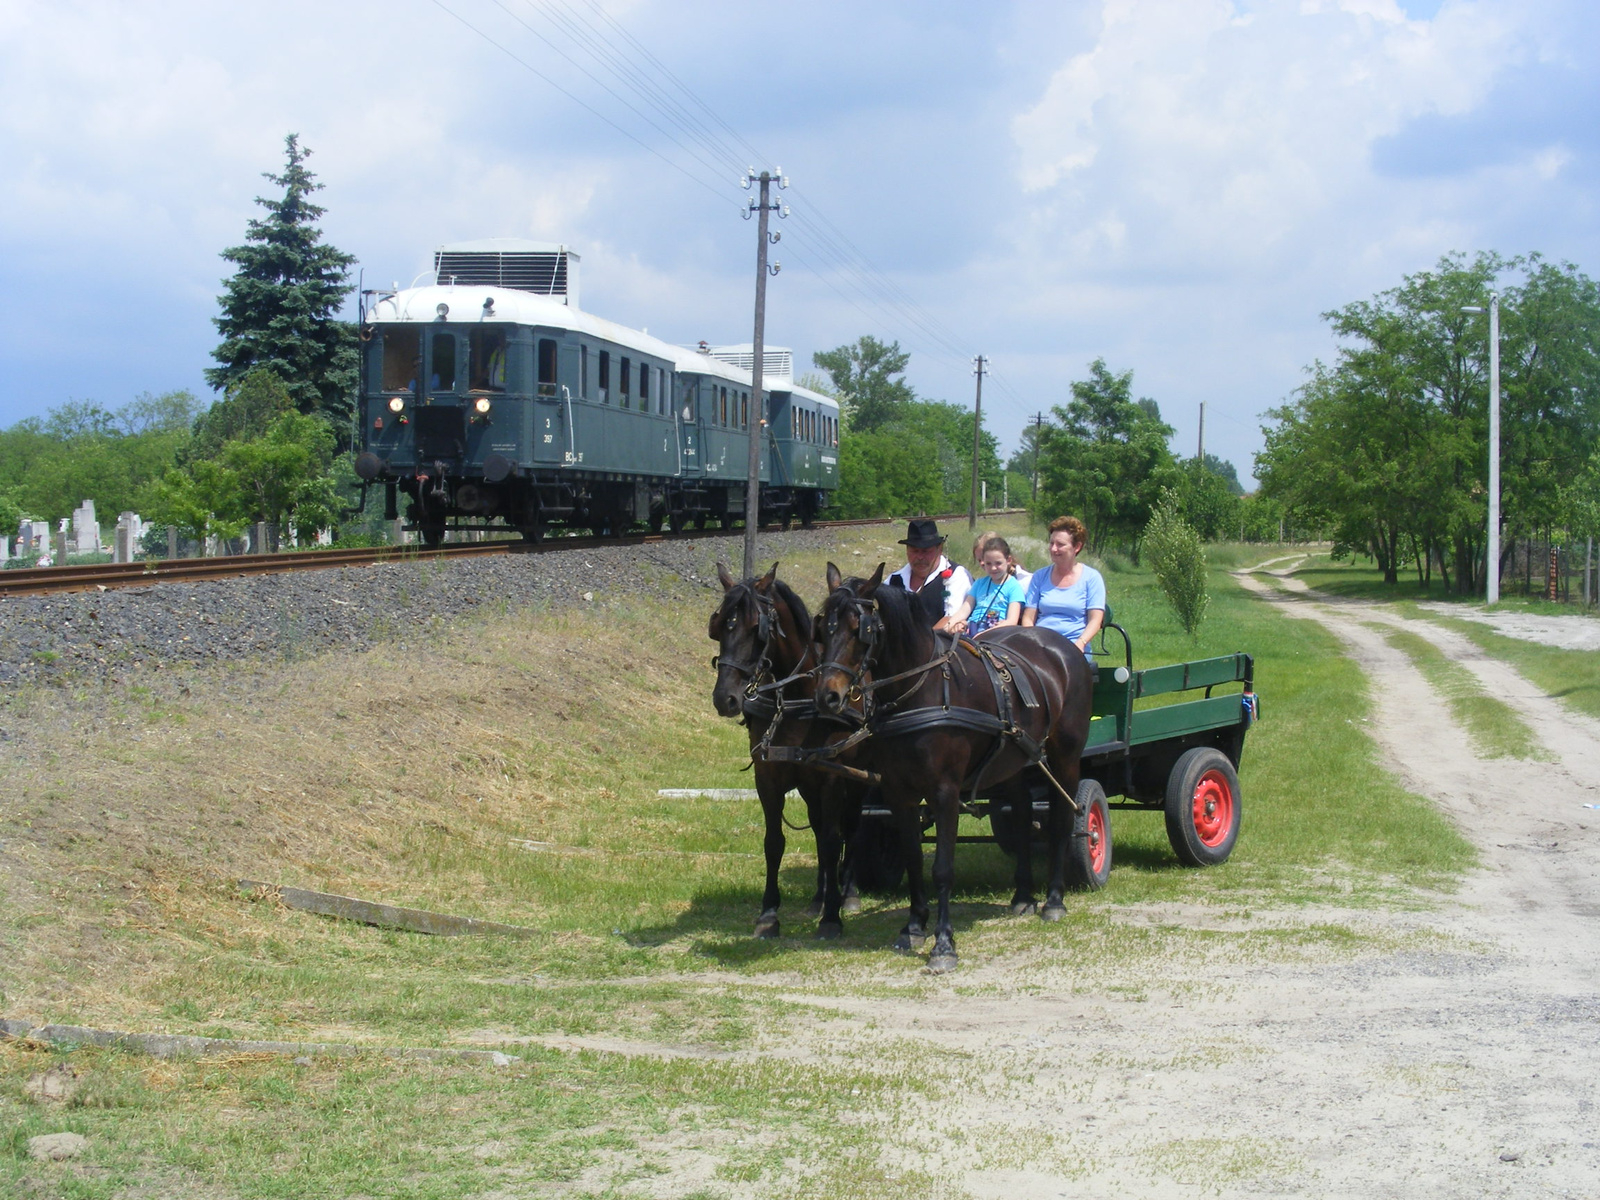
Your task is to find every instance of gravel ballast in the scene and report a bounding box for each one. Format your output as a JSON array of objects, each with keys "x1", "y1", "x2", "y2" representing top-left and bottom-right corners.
[{"x1": 0, "y1": 530, "x2": 857, "y2": 687}]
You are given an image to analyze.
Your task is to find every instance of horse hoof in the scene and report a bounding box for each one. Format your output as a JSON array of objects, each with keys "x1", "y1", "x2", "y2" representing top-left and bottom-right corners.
[
  {"x1": 754, "y1": 912, "x2": 780, "y2": 939},
  {"x1": 841, "y1": 894, "x2": 862, "y2": 915},
  {"x1": 1040, "y1": 903, "x2": 1066, "y2": 923},
  {"x1": 816, "y1": 921, "x2": 843, "y2": 940},
  {"x1": 926, "y1": 953, "x2": 959, "y2": 975},
  {"x1": 1011, "y1": 900, "x2": 1037, "y2": 917},
  {"x1": 893, "y1": 935, "x2": 914, "y2": 953}
]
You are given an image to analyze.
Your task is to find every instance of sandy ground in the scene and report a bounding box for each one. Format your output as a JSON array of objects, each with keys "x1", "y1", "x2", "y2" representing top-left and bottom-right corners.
[
  {"x1": 1418, "y1": 602, "x2": 1600, "y2": 652},
  {"x1": 586, "y1": 563, "x2": 1600, "y2": 1198},
  {"x1": 793, "y1": 566, "x2": 1600, "y2": 1199}
]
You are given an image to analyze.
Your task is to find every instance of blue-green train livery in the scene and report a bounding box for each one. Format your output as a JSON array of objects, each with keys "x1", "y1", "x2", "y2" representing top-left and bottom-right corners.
[{"x1": 353, "y1": 240, "x2": 839, "y2": 544}]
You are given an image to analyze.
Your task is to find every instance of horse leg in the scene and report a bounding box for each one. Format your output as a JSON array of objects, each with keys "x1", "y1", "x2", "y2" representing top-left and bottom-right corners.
[
  {"x1": 1041, "y1": 744, "x2": 1082, "y2": 922},
  {"x1": 753, "y1": 765, "x2": 788, "y2": 938},
  {"x1": 1007, "y1": 780, "x2": 1038, "y2": 916},
  {"x1": 812, "y1": 785, "x2": 846, "y2": 940},
  {"x1": 838, "y1": 784, "x2": 863, "y2": 915},
  {"x1": 926, "y1": 781, "x2": 961, "y2": 974},
  {"x1": 890, "y1": 792, "x2": 929, "y2": 952}
]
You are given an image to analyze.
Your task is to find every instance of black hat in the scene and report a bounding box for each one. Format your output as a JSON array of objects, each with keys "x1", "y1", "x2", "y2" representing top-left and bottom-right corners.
[{"x1": 898, "y1": 518, "x2": 947, "y2": 548}]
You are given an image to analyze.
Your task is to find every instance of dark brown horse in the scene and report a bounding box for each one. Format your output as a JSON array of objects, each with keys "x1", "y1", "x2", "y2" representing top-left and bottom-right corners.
[
  {"x1": 709, "y1": 563, "x2": 860, "y2": 938},
  {"x1": 809, "y1": 563, "x2": 1096, "y2": 972}
]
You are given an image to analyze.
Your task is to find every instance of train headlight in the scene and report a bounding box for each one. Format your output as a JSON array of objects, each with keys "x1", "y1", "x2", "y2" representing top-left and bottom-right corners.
[
  {"x1": 474, "y1": 397, "x2": 492, "y2": 414},
  {"x1": 388, "y1": 396, "x2": 405, "y2": 413}
]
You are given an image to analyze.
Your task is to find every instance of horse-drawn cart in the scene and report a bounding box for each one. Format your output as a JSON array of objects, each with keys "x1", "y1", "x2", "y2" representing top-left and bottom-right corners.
[{"x1": 853, "y1": 621, "x2": 1258, "y2": 892}]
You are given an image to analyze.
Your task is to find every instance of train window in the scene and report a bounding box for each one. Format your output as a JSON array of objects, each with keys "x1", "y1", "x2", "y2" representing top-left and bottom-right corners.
[
  {"x1": 719, "y1": 386, "x2": 728, "y2": 425},
  {"x1": 381, "y1": 328, "x2": 420, "y2": 391},
  {"x1": 598, "y1": 351, "x2": 610, "y2": 401},
  {"x1": 638, "y1": 362, "x2": 649, "y2": 407},
  {"x1": 469, "y1": 329, "x2": 508, "y2": 391},
  {"x1": 537, "y1": 339, "x2": 558, "y2": 396},
  {"x1": 657, "y1": 369, "x2": 667, "y2": 416},
  {"x1": 741, "y1": 392, "x2": 749, "y2": 429},
  {"x1": 620, "y1": 357, "x2": 631, "y2": 408},
  {"x1": 430, "y1": 333, "x2": 457, "y2": 392},
  {"x1": 580, "y1": 345, "x2": 589, "y2": 399}
]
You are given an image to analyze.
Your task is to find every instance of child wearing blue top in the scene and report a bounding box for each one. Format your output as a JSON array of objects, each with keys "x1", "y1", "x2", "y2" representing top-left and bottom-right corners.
[
  {"x1": 954, "y1": 538, "x2": 1026, "y2": 636},
  {"x1": 1021, "y1": 516, "x2": 1106, "y2": 660}
]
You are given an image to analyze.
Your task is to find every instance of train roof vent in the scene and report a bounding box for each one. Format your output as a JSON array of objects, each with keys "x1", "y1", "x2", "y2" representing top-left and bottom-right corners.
[
  {"x1": 433, "y1": 240, "x2": 580, "y2": 306},
  {"x1": 706, "y1": 345, "x2": 793, "y2": 380}
]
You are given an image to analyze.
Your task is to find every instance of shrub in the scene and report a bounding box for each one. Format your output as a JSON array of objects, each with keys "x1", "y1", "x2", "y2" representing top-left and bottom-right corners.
[{"x1": 1143, "y1": 489, "x2": 1209, "y2": 635}]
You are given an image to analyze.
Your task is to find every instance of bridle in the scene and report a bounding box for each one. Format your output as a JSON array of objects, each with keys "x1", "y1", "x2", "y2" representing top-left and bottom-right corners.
[
  {"x1": 816, "y1": 586, "x2": 884, "y2": 696},
  {"x1": 711, "y1": 584, "x2": 781, "y2": 701}
]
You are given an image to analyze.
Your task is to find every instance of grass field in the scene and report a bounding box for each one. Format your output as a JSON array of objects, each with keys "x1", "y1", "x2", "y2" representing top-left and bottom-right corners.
[{"x1": 0, "y1": 524, "x2": 1476, "y2": 1198}]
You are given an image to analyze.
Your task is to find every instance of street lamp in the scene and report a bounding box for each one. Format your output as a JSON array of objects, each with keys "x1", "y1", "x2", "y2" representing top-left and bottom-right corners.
[{"x1": 1462, "y1": 294, "x2": 1500, "y2": 605}]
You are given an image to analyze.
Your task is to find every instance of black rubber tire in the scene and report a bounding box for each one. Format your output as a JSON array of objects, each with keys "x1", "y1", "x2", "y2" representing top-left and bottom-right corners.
[
  {"x1": 848, "y1": 813, "x2": 907, "y2": 894},
  {"x1": 1063, "y1": 779, "x2": 1112, "y2": 891},
  {"x1": 1164, "y1": 747, "x2": 1241, "y2": 867}
]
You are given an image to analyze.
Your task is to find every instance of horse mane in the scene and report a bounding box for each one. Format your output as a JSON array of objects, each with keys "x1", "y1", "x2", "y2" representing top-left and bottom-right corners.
[
  {"x1": 714, "y1": 575, "x2": 812, "y2": 644},
  {"x1": 769, "y1": 578, "x2": 813, "y2": 642},
  {"x1": 858, "y1": 576, "x2": 934, "y2": 661}
]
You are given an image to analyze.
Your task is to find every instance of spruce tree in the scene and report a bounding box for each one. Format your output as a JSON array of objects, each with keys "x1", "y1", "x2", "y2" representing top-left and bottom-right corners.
[{"x1": 207, "y1": 134, "x2": 358, "y2": 435}]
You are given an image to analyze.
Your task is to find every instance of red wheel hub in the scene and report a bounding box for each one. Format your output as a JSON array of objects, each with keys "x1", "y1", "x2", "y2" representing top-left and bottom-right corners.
[
  {"x1": 1085, "y1": 802, "x2": 1108, "y2": 874},
  {"x1": 1191, "y1": 770, "x2": 1235, "y2": 847}
]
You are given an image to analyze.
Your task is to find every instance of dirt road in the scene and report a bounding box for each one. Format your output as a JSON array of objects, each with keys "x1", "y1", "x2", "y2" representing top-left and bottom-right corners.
[{"x1": 781, "y1": 570, "x2": 1600, "y2": 1198}]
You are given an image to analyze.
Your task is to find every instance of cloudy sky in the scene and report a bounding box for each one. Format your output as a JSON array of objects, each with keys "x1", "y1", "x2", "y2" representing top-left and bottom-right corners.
[{"x1": 1, "y1": 0, "x2": 1594, "y2": 481}]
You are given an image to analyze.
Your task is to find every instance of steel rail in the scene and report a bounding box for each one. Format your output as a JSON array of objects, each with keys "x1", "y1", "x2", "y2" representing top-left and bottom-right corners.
[{"x1": 0, "y1": 513, "x2": 1021, "y2": 599}]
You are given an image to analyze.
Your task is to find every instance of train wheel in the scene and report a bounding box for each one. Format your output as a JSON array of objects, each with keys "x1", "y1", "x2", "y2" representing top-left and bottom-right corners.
[
  {"x1": 1063, "y1": 779, "x2": 1111, "y2": 891},
  {"x1": 420, "y1": 522, "x2": 446, "y2": 549},
  {"x1": 668, "y1": 511, "x2": 686, "y2": 534},
  {"x1": 1164, "y1": 748, "x2": 1240, "y2": 867}
]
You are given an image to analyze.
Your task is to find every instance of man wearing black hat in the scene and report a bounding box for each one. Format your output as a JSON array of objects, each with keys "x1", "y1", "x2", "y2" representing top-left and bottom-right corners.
[{"x1": 888, "y1": 518, "x2": 972, "y2": 633}]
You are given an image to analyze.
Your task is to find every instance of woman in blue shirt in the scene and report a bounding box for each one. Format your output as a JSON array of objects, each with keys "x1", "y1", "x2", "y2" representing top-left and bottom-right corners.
[{"x1": 1021, "y1": 515, "x2": 1106, "y2": 661}]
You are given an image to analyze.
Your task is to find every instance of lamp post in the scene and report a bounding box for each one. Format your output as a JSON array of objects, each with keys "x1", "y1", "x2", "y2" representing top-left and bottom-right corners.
[{"x1": 1462, "y1": 294, "x2": 1500, "y2": 605}]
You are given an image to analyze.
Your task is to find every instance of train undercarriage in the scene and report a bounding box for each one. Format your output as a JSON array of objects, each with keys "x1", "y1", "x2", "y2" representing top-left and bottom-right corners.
[{"x1": 362, "y1": 470, "x2": 824, "y2": 547}]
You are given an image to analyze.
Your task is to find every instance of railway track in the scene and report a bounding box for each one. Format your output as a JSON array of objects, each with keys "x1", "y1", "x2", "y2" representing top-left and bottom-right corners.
[{"x1": 0, "y1": 514, "x2": 1017, "y2": 599}]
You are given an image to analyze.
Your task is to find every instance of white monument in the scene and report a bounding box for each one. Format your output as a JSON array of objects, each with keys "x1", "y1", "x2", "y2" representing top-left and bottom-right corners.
[
  {"x1": 71, "y1": 500, "x2": 100, "y2": 555},
  {"x1": 114, "y1": 512, "x2": 143, "y2": 563}
]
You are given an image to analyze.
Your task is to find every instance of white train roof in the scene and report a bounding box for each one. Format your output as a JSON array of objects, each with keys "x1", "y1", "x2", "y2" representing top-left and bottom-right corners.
[{"x1": 365, "y1": 284, "x2": 836, "y2": 410}]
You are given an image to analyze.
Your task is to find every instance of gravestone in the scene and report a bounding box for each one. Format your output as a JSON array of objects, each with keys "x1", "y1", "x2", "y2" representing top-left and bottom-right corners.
[
  {"x1": 114, "y1": 512, "x2": 141, "y2": 563},
  {"x1": 167, "y1": 526, "x2": 179, "y2": 559},
  {"x1": 71, "y1": 500, "x2": 100, "y2": 555},
  {"x1": 253, "y1": 521, "x2": 268, "y2": 555},
  {"x1": 391, "y1": 518, "x2": 407, "y2": 545}
]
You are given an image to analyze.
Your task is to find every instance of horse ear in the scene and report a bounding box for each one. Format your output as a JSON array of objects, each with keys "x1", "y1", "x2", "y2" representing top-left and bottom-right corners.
[
  {"x1": 756, "y1": 562, "x2": 777, "y2": 592},
  {"x1": 716, "y1": 562, "x2": 736, "y2": 591},
  {"x1": 826, "y1": 562, "x2": 843, "y2": 591},
  {"x1": 867, "y1": 562, "x2": 885, "y2": 589}
]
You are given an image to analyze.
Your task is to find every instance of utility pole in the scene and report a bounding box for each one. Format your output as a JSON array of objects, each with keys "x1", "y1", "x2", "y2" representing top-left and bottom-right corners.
[
  {"x1": 741, "y1": 167, "x2": 787, "y2": 579},
  {"x1": 968, "y1": 355, "x2": 987, "y2": 530},
  {"x1": 1463, "y1": 294, "x2": 1500, "y2": 604},
  {"x1": 1030, "y1": 411, "x2": 1044, "y2": 503},
  {"x1": 1197, "y1": 401, "x2": 1205, "y2": 463}
]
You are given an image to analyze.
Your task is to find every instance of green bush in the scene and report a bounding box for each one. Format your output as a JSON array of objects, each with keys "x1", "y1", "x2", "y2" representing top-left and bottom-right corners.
[{"x1": 1143, "y1": 490, "x2": 1209, "y2": 635}]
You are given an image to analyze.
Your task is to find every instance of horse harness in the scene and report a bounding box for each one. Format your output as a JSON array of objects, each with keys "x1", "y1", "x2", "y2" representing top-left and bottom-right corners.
[{"x1": 762, "y1": 589, "x2": 1079, "y2": 810}]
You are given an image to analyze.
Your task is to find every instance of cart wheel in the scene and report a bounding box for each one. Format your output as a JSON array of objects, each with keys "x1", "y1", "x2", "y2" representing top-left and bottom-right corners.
[
  {"x1": 1164, "y1": 747, "x2": 1241, "y2": 867},
  {"x1": 1064, "y1": 779, "x2": 1111, "y2": 891}
]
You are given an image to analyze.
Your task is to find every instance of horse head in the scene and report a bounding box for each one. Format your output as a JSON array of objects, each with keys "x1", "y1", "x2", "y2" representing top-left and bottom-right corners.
[
  {"x1": 815, "y1": 561, "x2": 886, "y2": 717},
  {"x1": 709, "y1": 561, "x2": 782, "y2": 718}
]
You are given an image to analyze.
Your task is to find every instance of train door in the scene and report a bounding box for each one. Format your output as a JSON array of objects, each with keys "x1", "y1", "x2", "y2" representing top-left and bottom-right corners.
[
  {"x1": 532, "y1": 336, "x2": 567, "y2": 465},
  {"x1": 676, "y1": 376, "x2": 701, "y2": 477}
]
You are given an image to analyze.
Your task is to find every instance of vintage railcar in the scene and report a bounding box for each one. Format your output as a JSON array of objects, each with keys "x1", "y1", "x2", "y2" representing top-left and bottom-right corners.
[{"x1": 352, "y1": 240, "x2": 840, "y2": 544}]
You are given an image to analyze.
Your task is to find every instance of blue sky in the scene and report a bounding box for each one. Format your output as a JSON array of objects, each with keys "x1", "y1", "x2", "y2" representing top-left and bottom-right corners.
[{"x1": 1, "y1": 0, "x2": 1595, "y2": 483}]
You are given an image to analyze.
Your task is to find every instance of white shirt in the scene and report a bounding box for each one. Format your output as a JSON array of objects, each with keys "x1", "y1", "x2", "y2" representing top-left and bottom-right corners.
[{"x1": 890, "y1": 556, "x2": 972, "y2": 620}]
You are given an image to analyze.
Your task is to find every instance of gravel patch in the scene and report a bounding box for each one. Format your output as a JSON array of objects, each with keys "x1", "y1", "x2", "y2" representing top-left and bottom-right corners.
[
  {"x1": 0, "y1": 530, "x2": 847, "y2": 690},
  {"x1": 1417, "y1": 602, "x2": 1600, "y2": 652}
]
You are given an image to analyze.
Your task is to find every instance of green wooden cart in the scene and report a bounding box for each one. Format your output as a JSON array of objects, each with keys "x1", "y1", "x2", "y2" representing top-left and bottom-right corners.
[{"x1": 853, "y1": 621, "x2": 1258, "y2": 892}]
